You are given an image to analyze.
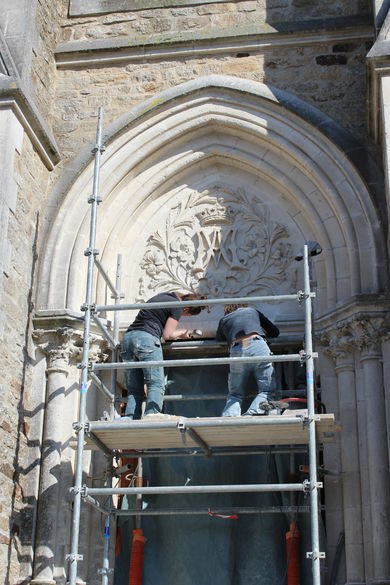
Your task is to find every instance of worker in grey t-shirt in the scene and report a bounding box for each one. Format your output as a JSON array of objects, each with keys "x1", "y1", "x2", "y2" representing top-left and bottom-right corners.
[{"x1": 216, "y1": 304, "x2": 285, "y2": 416}]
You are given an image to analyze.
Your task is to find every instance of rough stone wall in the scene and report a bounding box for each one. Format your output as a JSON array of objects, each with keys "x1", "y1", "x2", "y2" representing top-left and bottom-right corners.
[
  {"x1": 64, "y1": 0, "x2": 371, "y2": 41},
  {"x1": 0, "y1": 128, "x2": 51, "y2": 583},
  {"x1": 30, "y1": 1, "x2": 63, "y2": 130},
  {"x1": 53, "y1": 37, "x2": 370, "y2": 165}
]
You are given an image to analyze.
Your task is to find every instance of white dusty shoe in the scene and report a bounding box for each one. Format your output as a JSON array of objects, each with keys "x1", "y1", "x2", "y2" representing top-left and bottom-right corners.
[{"x1": 142, "y1": 412, "x2": 184, "y2": 421}]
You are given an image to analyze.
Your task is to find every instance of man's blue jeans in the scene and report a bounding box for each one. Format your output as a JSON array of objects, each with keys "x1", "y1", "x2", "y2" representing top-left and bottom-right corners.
[
  {"x1": 121, "y1": 330, "x2": 165, "y2": 419},
  {"x1": 222, "y1": 337, "x2": 275, "y2": 416}
]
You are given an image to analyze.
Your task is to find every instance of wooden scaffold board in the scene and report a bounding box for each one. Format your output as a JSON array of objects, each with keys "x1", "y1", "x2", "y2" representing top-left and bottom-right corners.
[{"x1": 83, "y1": 410, "x2": 337, "y2": 453}]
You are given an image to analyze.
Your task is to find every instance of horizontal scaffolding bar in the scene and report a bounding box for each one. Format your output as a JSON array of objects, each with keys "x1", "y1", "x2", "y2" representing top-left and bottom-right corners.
[
  {"x1": 118, "y1": 393, "x2": 226, "y2": 403},
  {"x1": 118, "y1": 445, "x2": 309, "y2": 458},
  {"x1": 95, "y1": 292, "x2": 314, "y2": 313},
  {"x1": 95, "y1": 258, "x2": 120, "y2": 298},
  {"x1": 89, "y1": 372, "x2": 114, "y2": 403},
  {"x1": 85, "y1": 483, "x2": 306, "y2": 496},
  {"x1": 118, "y1": 388, "x2": 306, "y2": 402},
  {"x1": 87, "y1": 415, "x2": 307, "y2": 433},
  {"x1": 113, "y1": 505, "x2": 317, "y2": 517},
  {"x1": 91, "y1": 353, "x2": 316, "y2": 372},
  {"x1": 92, "y1": 314, "x2": 116, "y2": 349}
]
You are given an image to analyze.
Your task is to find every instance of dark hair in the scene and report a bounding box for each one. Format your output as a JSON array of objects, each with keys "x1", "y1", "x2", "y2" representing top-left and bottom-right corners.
[
  {"x1": 179, "y1": 293, "x2": 207, "y2": 316},
  {"x1": 224, "y1": 303, "x2": 247, "y2": 315}
]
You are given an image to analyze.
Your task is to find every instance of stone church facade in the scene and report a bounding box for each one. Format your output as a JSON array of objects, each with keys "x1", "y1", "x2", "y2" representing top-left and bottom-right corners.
[{"x1": 1, "y1": 1, "x2": 390, "y2": 584}]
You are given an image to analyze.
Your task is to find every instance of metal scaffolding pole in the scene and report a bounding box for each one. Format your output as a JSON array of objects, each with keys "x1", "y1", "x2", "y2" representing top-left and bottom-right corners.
[
  {"x1": 85, "y1": 482, "x2": 308, "y2": 496},
  {"x1": 94, "y1": 292, "x2": 314, "y2": 313},
  {"x1": 303, "y1": 245, "x2": 323, "y2": 584},
  {"x1": 91, "y1": 352, "x2": 314, "y2": 372},
  {"x1": 68, "y1": 107, "x2": 104, "y2": 585},
  {"x1": 99, "y1": 255, "x2": 122, "y2": 585}
]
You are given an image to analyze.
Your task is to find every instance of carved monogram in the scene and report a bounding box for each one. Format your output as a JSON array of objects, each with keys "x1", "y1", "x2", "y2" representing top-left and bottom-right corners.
[{"x1": 138, "y1": 187, "x2": 294, "y2": 298}]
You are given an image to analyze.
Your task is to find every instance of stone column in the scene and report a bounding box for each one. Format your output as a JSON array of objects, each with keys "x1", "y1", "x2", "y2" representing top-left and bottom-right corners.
[
  {"x1": 357, "y1": 319, "x2": 390, "y2": 585},
  {"x1": 30, "y1": 328, "x2": 82, "y2": 585},
  {"x1": 334, "y1": 350, "x2": 365, "y2": 585},
  {"x1": 321, "y1": 323, "x2": 365, "y2": 585},
  {"x1": 317, "y1": 349, "x2": 345, "y2": 581}
]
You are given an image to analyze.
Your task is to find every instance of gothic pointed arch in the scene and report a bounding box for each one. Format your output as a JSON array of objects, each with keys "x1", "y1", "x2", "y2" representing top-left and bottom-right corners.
[{"x1": 38, "y1": 75, "x2": 386, "y2": 328}]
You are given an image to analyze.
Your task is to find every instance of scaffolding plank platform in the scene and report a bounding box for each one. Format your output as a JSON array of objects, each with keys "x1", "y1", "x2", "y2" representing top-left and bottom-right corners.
[{"x1": 83, "y1": 411, "x2": 337, "y2": 452}]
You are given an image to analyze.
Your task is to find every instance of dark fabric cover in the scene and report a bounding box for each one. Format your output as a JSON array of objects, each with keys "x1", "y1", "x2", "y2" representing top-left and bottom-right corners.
[{"x1": 114, "y1": 364, "x2": 324, "y2": 585}]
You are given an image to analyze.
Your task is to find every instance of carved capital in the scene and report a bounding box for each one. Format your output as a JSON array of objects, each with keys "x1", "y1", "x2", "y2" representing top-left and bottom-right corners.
[
  {"x1": 352, "y1": 316, "x2": 384, "y2": 354},
  {"x1": 317, "y1": 312, "x2": 389, "y2": 360},
  {"x1": 317, "y1": 323, "x2": 356, "y2": 361},
  {"x1": 33, "y1": 327, "x2": 109, "y2": 370}
]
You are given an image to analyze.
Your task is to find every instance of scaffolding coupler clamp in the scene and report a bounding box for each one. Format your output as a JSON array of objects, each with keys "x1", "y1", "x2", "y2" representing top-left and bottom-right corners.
[
  {"x1": 77, "y1": 361, "x2": 92, "y2": 371},
  {"x1": 84, "y1": 247, "x2": 99, "y2": 257},
  {"x1": 69, "y1": 485, "x2": 87, "y2": 497},
  {"x1": 98, "y1": 568, "x2": 114, "y2": 576},
  {"x1": 303, "y1": 479, "x2": 323, "y2": 493},
  {"x1": 66, "y1": 553, "x2": 83, "y2": 562},
  {"x1": 88, "y1": 195, "x2": 103, "y2": 204},
  {"x1": 299, "y1": 350, "x2": 308, "y2": 363},
  {"x1": 297, "y1": 290, "x2": 307, "y2": 304},
  {"x1": 73, "y1": 421, "x2": 85, "y2": 432},
  {"x1": 306, "y1": 551, "x2": 326, "y2": 560},
  {"x1": 80, "y1": 302, "x2": 96, "y2": 313},
  {"x1": 92, "y1": 144, "x2": 106, "y2": 154},
  {"x1": 301, "y1": 414, "x2": 320, "y2": 427},
  {"x1": 73, "y1": 421, "x2": 91, "y2": 432},
  {"x1": 178, "y1": 420, "x2": 187, "y2": 446}
]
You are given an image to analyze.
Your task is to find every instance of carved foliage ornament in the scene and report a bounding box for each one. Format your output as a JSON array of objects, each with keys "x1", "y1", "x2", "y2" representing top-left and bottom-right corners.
[
  {"x1": 138, "y1": 187, "x2": 294, "y2": 298},
  {"x1": 317, "y1": 313, "x2": 390, "y2": 359}
]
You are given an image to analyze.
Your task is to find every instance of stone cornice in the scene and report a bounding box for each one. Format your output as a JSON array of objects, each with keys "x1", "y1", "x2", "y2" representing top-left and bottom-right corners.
[
  {"x1": 0, "y1": 29, "x2": 60, "y2": 170},
  {"x1": 315, "y1": 294, "x2": 390, "y2": 330},
  {"x1": 0, "y1": 81, "x2": 61, "y2": 171},
  {"x1": 55, "y1": 16, "x2": 373, "y2": 69}
]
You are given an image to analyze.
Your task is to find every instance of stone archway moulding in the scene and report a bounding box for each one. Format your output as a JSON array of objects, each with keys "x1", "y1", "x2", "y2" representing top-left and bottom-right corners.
[{"x1": 37, "y1": 75, "x2": 386, "y2": 325}]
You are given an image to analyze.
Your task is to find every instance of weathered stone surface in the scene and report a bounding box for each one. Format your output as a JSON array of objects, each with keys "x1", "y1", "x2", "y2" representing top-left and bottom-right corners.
[{"x1": 0, "y1": 1, "x2": 388, "y2": 585}]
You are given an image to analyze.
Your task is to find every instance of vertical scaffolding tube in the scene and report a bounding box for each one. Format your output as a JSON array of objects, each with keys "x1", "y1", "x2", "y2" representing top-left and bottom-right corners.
[
  {"x1": 304, "y1": 245, "x2": 321, "y2": 585},
  {"x1": 68, "y1": 108, "x2": 104, "y2": 585},
  {"x1": 111, "y1": 254, "x2": 122, "y2": 420},
  {"x1": 101, "y1": 255, "x2": 122, "y2": 585},
  {"x1": 101, "y1": 455, "x2": 112, "y2": 585}
]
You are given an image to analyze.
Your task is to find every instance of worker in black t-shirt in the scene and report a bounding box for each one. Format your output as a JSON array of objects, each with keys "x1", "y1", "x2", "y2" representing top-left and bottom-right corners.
[{"x1": 120, "y1": 292, "x2": 203, "y2": 420}]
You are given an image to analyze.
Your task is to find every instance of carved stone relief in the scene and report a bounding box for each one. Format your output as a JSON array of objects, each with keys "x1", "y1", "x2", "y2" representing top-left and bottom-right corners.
[{"x1": 137, "y1": 187, "x2": 295, "y2": 299}]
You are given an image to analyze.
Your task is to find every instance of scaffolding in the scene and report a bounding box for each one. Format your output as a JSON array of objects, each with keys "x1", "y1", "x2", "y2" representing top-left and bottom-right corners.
[{"x1": 67, "y1": 108, "x2": 335, "y2": 585}]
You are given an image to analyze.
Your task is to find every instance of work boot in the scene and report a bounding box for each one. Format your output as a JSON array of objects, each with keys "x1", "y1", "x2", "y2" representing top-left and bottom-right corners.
[
  {"x1": 142, "y1": 412, "x2": 184, "y2": 421},
  {"x1": 258, "y1": 401, "x2": 289, "y2": 415}
]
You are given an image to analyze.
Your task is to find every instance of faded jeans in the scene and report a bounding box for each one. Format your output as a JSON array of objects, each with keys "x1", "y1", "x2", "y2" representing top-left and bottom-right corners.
[
  {"x1": 222, "y1": 337, "x2": 275, "y2": 416},
  {"x1": 121, "y1": 330, "x2": 165, "y2": 419}
]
